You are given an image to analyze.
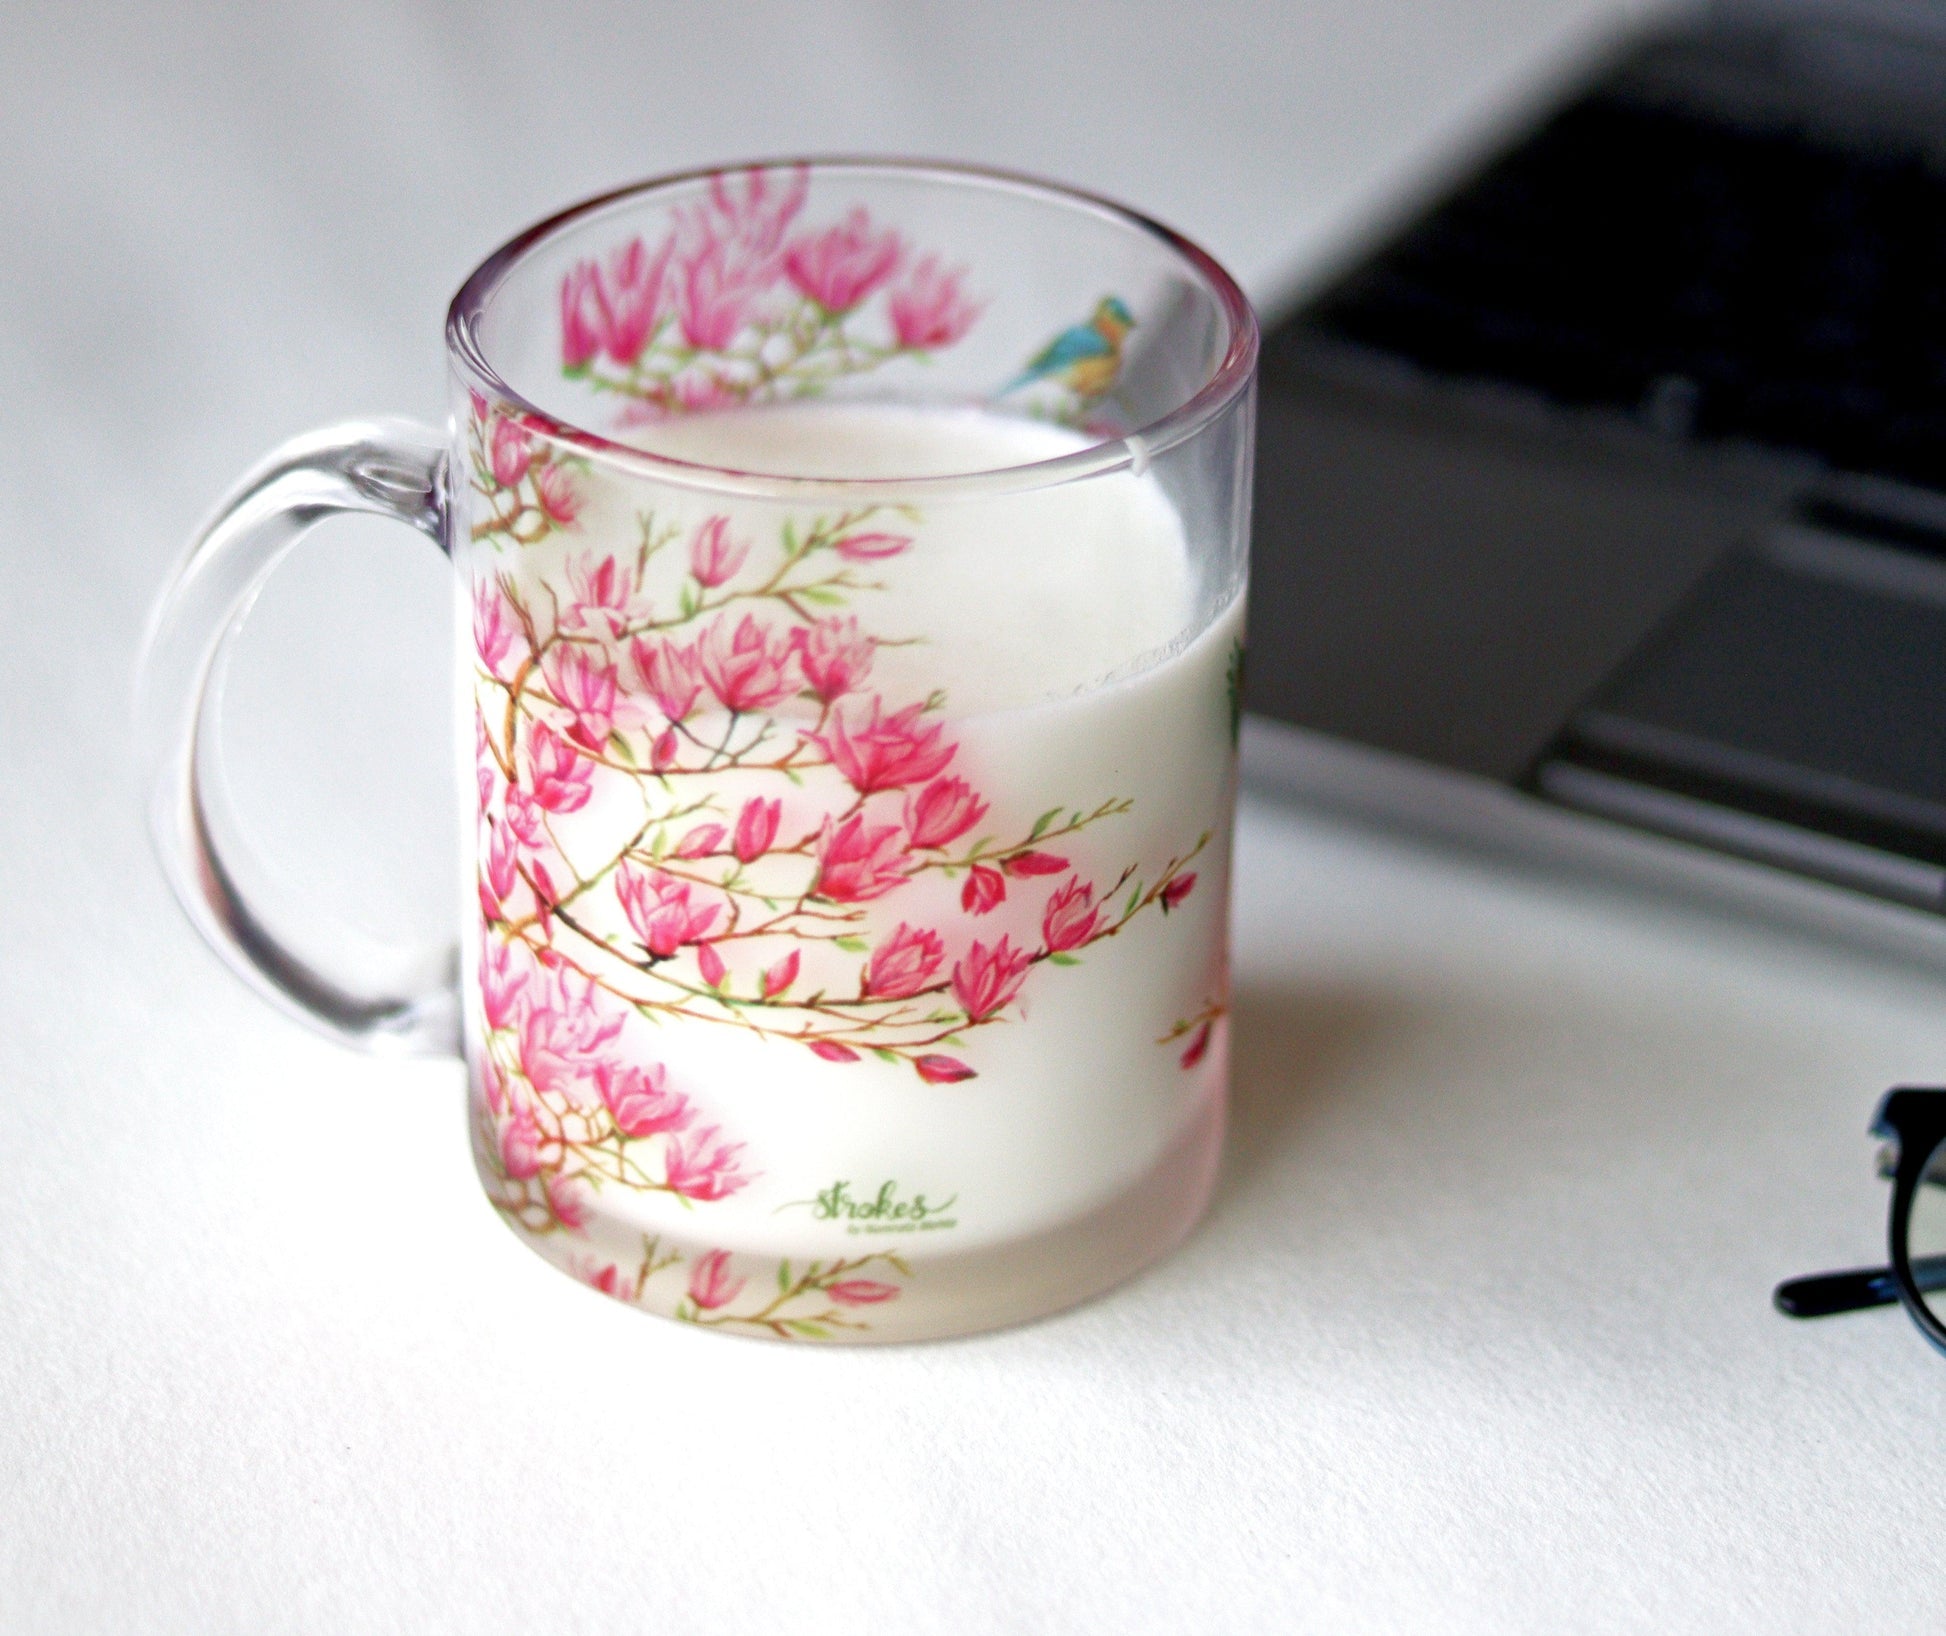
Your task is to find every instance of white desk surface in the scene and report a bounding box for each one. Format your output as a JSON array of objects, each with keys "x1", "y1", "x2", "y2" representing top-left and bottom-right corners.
[{"x1": 8, "y1": 2, "x2": 1946, "y2": 1630}]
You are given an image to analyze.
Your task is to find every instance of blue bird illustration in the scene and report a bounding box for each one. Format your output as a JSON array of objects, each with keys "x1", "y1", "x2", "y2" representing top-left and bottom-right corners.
[{"x1": 1000, "y1": 296, "x2": 1136, "y2": 401}]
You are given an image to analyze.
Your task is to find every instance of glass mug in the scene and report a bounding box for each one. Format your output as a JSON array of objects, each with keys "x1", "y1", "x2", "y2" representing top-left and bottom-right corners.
[{"x1": 138, "y1": 161, "x2": 1256, "y2": 1342}]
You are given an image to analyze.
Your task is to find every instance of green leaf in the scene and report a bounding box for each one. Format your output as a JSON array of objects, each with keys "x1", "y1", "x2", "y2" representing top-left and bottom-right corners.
[
  {"x1": 1028, "y1": 807, "x2": 1062, "y2": 841},
  {"x1": 1049, "y1": 953, "x2": 1080, "y2": 967},
  {"x1": 1125, "y1": 886, "x2": 1141, "y2": 916},
  {"x1": 871, "y1": 1047, "x2": 900, "y2": 1064},
  {"x1": 782, "y1": 519, "x2": 799, "y2": 556},
  {"x1": 833, "y1": 936, "x2": 869, "y2": 954},
  {"x1": 679, "y1": 583, "x2": 697, "y2": 618},
  {"x1": 777, "y1": 1259, "x2": 792, "y2": 1292},
  {"x1": 797, "y1": 586, "x2": 844, "y2": 607},
  {"x1": 787, "y1": 1321, "x2": 829, "y2": 1339}
]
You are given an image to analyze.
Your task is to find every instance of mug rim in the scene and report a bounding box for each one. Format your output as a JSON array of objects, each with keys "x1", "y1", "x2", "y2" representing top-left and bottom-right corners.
[{"x1": 445, "y1": 156, "x2": 1259, "y2": 500}]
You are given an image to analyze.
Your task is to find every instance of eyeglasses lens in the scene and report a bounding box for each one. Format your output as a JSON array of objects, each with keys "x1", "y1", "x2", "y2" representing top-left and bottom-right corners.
[{"x1": 1905, "y1": 1140, "x2": 1946, "y2": 1323}]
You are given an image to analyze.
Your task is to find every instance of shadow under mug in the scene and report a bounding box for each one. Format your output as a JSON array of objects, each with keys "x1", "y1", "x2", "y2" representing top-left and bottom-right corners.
[{"x1": 138, "y1": 160, "x2": 1257, "y2": 1342}]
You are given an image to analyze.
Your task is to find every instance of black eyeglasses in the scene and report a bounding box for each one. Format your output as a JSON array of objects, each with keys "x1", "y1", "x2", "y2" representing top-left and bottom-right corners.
[{"x1": 1775, "y1": 1087, "x2": 1946, "y2": 1358}]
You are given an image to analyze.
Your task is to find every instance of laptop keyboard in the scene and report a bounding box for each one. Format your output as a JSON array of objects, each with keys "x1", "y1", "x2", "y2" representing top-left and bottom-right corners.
[{"x1": 1309, "y1": 89, "x2": 1946, "y2": 492}]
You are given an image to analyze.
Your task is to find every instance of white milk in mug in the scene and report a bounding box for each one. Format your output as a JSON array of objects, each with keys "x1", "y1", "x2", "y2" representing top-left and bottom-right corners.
[{"x1": 462, "y1": 403, "x2": 1241, "y2": 1340}]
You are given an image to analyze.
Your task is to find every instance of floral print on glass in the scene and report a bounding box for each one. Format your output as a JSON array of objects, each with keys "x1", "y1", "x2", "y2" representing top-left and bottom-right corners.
[{"x1": 554, "y1": 165, "x2": 981, "y2": 424}]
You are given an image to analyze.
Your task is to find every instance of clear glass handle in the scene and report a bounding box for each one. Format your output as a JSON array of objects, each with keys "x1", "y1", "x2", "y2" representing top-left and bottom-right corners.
[{"x1": 136, "y1": 419, "x2": 460, "y2": 1056}]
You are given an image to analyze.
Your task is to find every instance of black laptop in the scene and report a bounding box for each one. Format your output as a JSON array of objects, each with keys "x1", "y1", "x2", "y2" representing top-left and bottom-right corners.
[{"x1": 1247, "y1": 0, "x2": 1946, "y2": 927}]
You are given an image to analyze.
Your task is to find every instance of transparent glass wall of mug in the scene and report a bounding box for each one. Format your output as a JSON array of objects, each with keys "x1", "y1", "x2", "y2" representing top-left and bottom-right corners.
[{"x1": 452, "y1": 164, "x2": 1254, "y2": 1339}]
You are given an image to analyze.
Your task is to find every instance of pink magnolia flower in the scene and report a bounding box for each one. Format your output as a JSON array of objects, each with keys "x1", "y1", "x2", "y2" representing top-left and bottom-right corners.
[
  {"x1": 672, "y1": 245, "x2": 757, "y2": 352},
  {"x1": 914, "y1": 1054, "x2": 976, "y2": 1085},
  {"x1": 490, "y1": 417, "x2": 533, "y2": 488},
  {"x1": 480, "y1": 936, "x2": 529, "y2": 1031},
  {"x1": 473, "y1": 577, "x2": 517, "y2": 675},
  {"x1": 785, "y1": 207, "x2": 903, "y2": 313},
  {"x1": 688, "y1": 515, "x2": 749, "y2": 589},
  {"x1": 1160, "y1": 872, "x2": 1197, "y2": 912},
  {"x1": 733, "y1": 796, "x2": 780, "y2": 863},
  {"x1": 479, "y1": 823, "x2": 520, "y2": 922},
  {"x1": 696, "y1": 942, "x2": 726, "y2": 988},
  {"x1": 593, "y1": 233, "x2": 674, "y2": 365},
  {"x1": 561, "y1": 236, "x2": 675, "y2": 368},
  {"x1": 698, "y1": 614, "x2": 799, "y2": 713},
  {"x1": 543, "y1": 643, "x2": 619, "y2": 750},
  {"x1": 516, "y1": 1010, "x2": 589, "y2": 1106},
  {"x1": 832, "y1": 531, "x2": 911, "y2": 563},
  {"x1": 1180, "y1": 1019, "x2": 1214, "y2": 1069},
  {"x1": 529, "y1": 859, "x2": 559, "y2": 930},
  {"x1": 961, "y1": 864, "x2": 1005, "y2": 914},
  {"x1": 616, "y1": 865, "x2": 721, "y2": 960},
  {"x1": 952, "y1": 935, "x2": 1033, "y2": 1023},
  {"x1": 561, "y1": 261, "x2": 603, "y2": 369},
  {"x1": 889, "y1": 255, "x2": 980, "y2": 350},
  {"x1": 709, "y1": 165, "x2": 810, "y2": 255},
  {"x1": 632, "y1": 637, "x2": 702, "y2": 723},
  {"x1": 594, "y1": 1058, "x2": 693, "y2": 1139},
  {"x1": 670, "y1": 166, "x2": 808, "y2": 349},
  {"x1": 826, "y1": 1278, "x2": 900, "y2": 1306},
  {"x1": 546, "y1": 965, "x2": 628, "y2": 1051},
  {"x1": 810, "y1": 1040, "x2": 860, "y2": 1063},
  {"x1": 905, "y1": 777, "x2": 987, "y2": 850},
  {"x1": 663, "y1": 1124, "x2": 752, "y2": 1201},
  {"x1": 544, "y1": 1171, "x2": 592, "y2": 1231},
  {"x1": 504, "y1": 787, "x2": 546, "y2": 849},
  {"x1": 814, "y1": 814, "x2": 911, "y2": 903},
  {"x1": 687, "y1": 1248, "x2": 745, "y2": 1310},
  {"x1": 1041, "y1": 878, "x2": 1099, "y2": 952},
  {"x1": 671, "y1": 822, "x2": 727, "y2": 860},
  {"x1": 499, "y1": 1103, "x2": 542, "y2": 1180},
  {"x1": 794, "y1": 616, "x2": 874, "y2": 703},
  {"x1": 524, "y1": 723, "x2": 593, "y2": 813},
  {"x1": 816, "y1": 698, "x2": 954, "y2": 793},
  {"x1": 534, "y1": 462, "x2": 581, "y2": 526},
  {"x1": 1003, "y1": 850, "x2": 1067, "y2": 877},
  {"x1": 563, "y1": 552, "x2": 639, "y2": 637},
  {"x1": 516, "y1": 966, "x2": 626, "y2": 1103},
  {"x1": 651, "y1": 727, "x2": 680, "y2": 772},
  {"x1": 581, "y1": 1261, "x2": 625, "y2": 1300},
  {"x1": 762, "y1": 949, "x2": 800, "y2": 998},
  {"x1": 863, "y1": 923, "x2": 944, "y2": 999}
]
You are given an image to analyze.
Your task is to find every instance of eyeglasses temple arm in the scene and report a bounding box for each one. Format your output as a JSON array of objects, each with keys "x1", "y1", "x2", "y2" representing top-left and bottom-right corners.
[{"x1": 1774, "y1": 1253, "x2": 1946, "y2": 1318}]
